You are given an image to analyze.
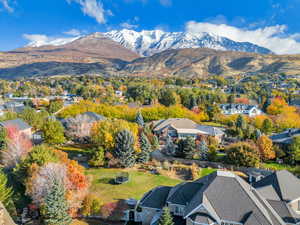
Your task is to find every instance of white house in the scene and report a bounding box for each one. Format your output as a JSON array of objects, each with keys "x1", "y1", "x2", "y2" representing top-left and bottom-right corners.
[{"x1": 219, "y1": 104, "x2": 262, "y2": 117}]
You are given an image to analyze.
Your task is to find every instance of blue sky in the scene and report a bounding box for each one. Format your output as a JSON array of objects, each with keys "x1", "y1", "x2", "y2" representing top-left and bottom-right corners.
[{"x1": 1, "y1": 0, "x2": 300, "y2": 53}]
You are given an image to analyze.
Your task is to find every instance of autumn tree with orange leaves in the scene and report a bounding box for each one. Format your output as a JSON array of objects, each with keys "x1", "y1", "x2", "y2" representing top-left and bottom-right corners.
[{"x1": 257, "y1": 135, "x2": 275, "y2": 161}]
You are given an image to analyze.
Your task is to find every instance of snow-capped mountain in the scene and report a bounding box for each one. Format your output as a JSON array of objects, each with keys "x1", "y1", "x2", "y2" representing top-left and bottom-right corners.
[{"x1": 103, "y1": 29, "x2": 272, "y2": 56}]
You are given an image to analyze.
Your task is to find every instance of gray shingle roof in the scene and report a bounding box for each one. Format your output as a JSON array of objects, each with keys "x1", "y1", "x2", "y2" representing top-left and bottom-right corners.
[
  {"x1": 82, "y1": 112, "x2": 106, "y2": 122},
  {"x1": 267, "y1": 200, "x2": 300, "y2": 224},
  {"x1": 185, "y1": 171, "x2": 275, "y2": 225},
  {"x1": 269, "y1": 129, "x2": 300, "y2": 144},
  {"x1": 0, "y1": 119, "x2": 32, "y2": 131},
  {"x1": 253, "y1": 170, "x2": 300, "y2": 201},
  {"x1": 167, "y1": 182, "x2": 203, "y2": 205},
  {"x1": 152, "y1": 118, "x2": 224, "y2": 136},
  {"x1": 139, "y1": 186, "x2": 172, "y2": 209}
]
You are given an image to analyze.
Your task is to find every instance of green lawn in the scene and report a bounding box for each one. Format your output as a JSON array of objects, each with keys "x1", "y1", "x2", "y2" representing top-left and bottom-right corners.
[
  {"x1": 261, "y1": 162, "x2": 295, "y2": 171},
  {"x1": 199, "y1": 168, "x2": 217, "y2": 177},
  {"x1": 86, "y1": 168, "x2": 181, "y2": 203}
]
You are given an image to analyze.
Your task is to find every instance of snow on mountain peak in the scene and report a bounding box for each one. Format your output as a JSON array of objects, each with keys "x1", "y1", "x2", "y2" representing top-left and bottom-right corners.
[
  {"x1": 24, "y1": 29, "x2": 272, "y2": 56},
  {"x1": 103, "y1": 29, "x2": 272, "y2": 56}
]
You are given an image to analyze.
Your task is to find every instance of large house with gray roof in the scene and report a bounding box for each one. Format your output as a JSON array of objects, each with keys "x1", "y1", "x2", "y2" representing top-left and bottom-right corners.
[
  {"x1": 124, "y1": 170, "x2": 300, "y2": 225},
  {"x1": 151, "y1": 118, "x2": 225, "y2": 142}
]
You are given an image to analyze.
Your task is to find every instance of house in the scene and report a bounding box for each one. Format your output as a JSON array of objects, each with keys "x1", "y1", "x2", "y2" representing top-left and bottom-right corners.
[
  {"x1": 125, "y1": 170, "x2": 300, "y2": 225},
  {"x1": 219, "y1": 104, "x2": 262, "y2": 117},
  {"x1": 270, "y1": 129, "x2": 300, "y2": 146},
  {"x1": 0, "y1": 119, "x2": 32, "y2": 139},
  {"x1": 3, "y1": 101, "x2": 25, "y2": 114},
  {"x1": 152, "y1": 118, "x2": 225, "y2": 142}
]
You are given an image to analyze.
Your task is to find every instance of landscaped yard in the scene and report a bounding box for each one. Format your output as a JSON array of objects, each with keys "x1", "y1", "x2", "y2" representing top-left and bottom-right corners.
[
  {"x1": 86, "y1": 168, "x2": 181, "y2": 203},
  {"x1": 86, "y1": 167, "x2": 218, "y2": 204}
]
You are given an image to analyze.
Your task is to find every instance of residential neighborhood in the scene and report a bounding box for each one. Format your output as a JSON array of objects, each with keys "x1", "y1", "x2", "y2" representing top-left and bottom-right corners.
[{"x1": 0, "y1": 1, "x2": 300, "y2": 225}]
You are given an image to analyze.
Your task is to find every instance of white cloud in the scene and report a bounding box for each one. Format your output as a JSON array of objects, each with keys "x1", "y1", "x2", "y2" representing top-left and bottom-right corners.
[
  {"x1": 67, "y1": 0, "x2": 108, "y2": 24},
  {"x1": 0, "y1": 0, "x2": 13, "y2": 12},
  {"x1": 23, "y1": 34, "x2": 80, "y2": 47},
  {"x1": 185, "y1": 21, "x2": 300, "y2": 54},
  {"x1": 120, "y1": 22, "x2": 138, "y2": 29},
  {"x1": 159, "y1": 0, "x2": 172, "y2": 7},
  {"x1": 64, "y1": 29, "x2": 82, "y2": 36}
]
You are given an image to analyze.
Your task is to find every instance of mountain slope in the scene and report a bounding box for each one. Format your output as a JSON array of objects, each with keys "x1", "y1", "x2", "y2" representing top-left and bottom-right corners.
[
  {"x1": 103, "y1": 29, "x2": 273, "y2": 56},
  {"x1": 123, "y1": 48, "x2": 300, "y2": 77},
  {"x1": 1, "y1": 48, "x2": 300, "y2": 79},
  {"x1": 14, "y1": 33, "x2": 139, "y2": 62}
]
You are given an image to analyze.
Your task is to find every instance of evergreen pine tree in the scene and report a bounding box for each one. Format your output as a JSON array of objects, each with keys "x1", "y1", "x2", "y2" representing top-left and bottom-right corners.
[
  {"x1": 236, "y1": 115, "x2": 246, "y2": 130},
  {"x1": 199, "y1": 139, "x2": 208, "y2": 160},
  {"x1": 114, "y1": 129, "x2": 136, "y2": 168},
  {"x1": 158, "y1": 207, "x2": 174, "y2": 225},
  {"x1": 262, "y1": 97, "x2": 271, "y2": 112},
  {"x1": 135, "y1": 111, "x2": 145, "y2": 127},
  {"x1": 137, "y1": 133, "x2": 151, "y2": 163},
  {"x1": 177, "y1": 137, "x2": 196, "y2": 159},
  {"x1": 152, "y1": 135, "x2": 160, "y2": 150},
  {"x1": 41, "y1": 180, "x2": 72, "y2": 225},
  {"x1": 165, "y1": 135, "x2": 176, "y2": 156}
]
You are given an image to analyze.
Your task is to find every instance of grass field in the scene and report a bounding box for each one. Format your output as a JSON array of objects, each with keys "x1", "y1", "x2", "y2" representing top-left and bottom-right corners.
[
  {"x1": 86, "y1": 168, "x2": 181, "y2": 203},
  {"x1": 86, "y1": 167, "x2": 218, "y2": 204}
]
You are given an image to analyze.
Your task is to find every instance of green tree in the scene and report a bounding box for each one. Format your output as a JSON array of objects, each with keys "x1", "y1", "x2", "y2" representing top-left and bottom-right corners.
[
  {"x1": 41, "y1": 180, "x2": 72, "y2": 225},
  {"x1": 236, "y1": 115, "x2": 246, "y2": 130},
  {"x1": 286, "y1": 136, "x2": 300, "y2": 165},
  {"x1": 89, "y1": 147, "x2": 105, "y2": 167},
  {"x1": 159, "y1": 89, "x2": 179, "y2": 107},
  {"x1": 137, "y1": 133, "x2": 151, "y2": 163},
  {"x1": 152, "y1": 135, "x2": 160, "y2": 150},
  {"x1": 135, "y1": 111, "x2": 145, "y2": 127},
  {"x1": 177, "y1": 137, "x2": 196, "y2": 159},
  {"x1": 199, "y1": 140, "x2": 208, "y2": 160},
  {"x1": 0, "y1": 170, "x2": 13, "y2": 209},
  {"x1": 114, "y1": 129, "x2": 136, "y2": 168},
  {"x1": 48, "y1": 99, "x2": 64, "y2": 114},
  {"x1": 226, "y1": 142, "x2": 260, "y2": 167},
  {"x1": 0, "y1": 126, "x2": 6, "y2": 150},
  {"x1": 42, "y1": 119, "x2": 66, "y2": 144},
  {"x1": 158, "y1": 207, "x2": 174, "y2": 225},
  {"x1": 261, "y1": 118, "x2": 273, "y2": 135}
]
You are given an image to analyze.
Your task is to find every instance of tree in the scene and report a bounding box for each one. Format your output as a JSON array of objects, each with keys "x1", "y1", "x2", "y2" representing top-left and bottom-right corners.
[
  {"x1": 158, "y1": 207, "x2": 174, "y2": 225},
  {"x1": 236, "y1": 115, "x2": 246, "y2": 130},
  {"x1": 198, "y1": 139, "x2": 208, "y2": 160},
  {"x1": 0, "y1": 126, "x2": 6, "y2": 150},
  {"x1": 287, "y1": 136, "x2": 300, "y2": 165},
  {"x1": 226, "y1": 142, "x2": 260, "y2": 167},
  {"x1": 41, "y1": 180, "x2": 72, "y2": 225},
  {"x1": 177, "y1": 137, "x2": 196, "y2": 159},
  {"x1": 159, "y1": 89, "x2": 180, "y2": 107},
  {"x1": 261, "y1": 118, "x2": 273, "y2": 135},
  {"x1": 137, "y1": 133, "x2": 151, "y2": 163},
  {"x1": 135, "y1": 111, "x2": 145, "y2": 127},
  {"x1": 48, "y1": 99, "x2": 64, "y2": 114},
  {"x1": 257, "y1": 135, "x2": 275, "y2": 161},
  {"x1": 0, "y1": 170, "x2": 13, "y2": 209},
  {"x1": 114, "y1": 129, "x2": 136, "y2": 168},
  {"x1": 164, "y1": 135, "x2": 176, "y2": 156},
  {"x1": 89, "y1": 147, "x2": 105, "y2": 167},
  {"x1": 152, "y1": 135, "x2": 160, "y2": 150},
  {"x1": 262, "y1": 97, "x2": 271, "y2": 112},
  {"x1": 1, "y1": 126, "x2": 32, "y2": 169},
  {"x1": 42, "y1": 119, "x2": 66, "y2": 144}
]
